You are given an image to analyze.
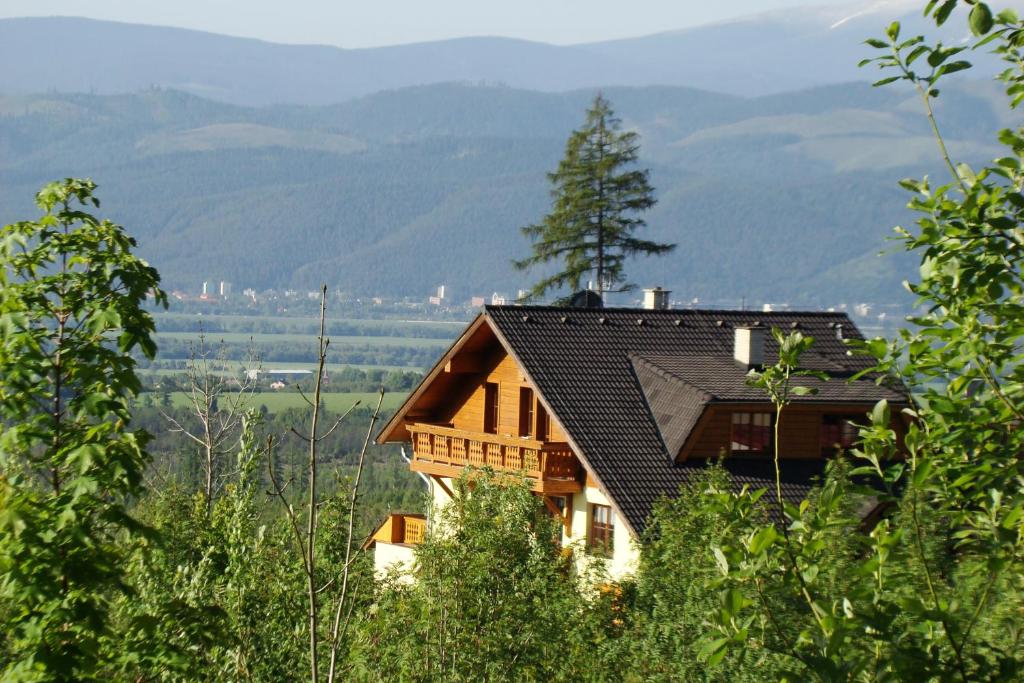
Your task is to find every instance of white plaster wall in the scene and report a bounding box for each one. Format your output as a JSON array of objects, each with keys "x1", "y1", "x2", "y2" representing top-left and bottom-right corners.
[
  {"x1": 425, "y1": 475, "x2": 638, "y2": 580},
  {"x1": 566, "y1": 485, "x2": 639, "y2": 580},
  {"x1": 374, "y1": 542, "x2": 417, "y2": 582},
  {"x1": 431, "y1": 476, "x2": 453, "y2": 511}
]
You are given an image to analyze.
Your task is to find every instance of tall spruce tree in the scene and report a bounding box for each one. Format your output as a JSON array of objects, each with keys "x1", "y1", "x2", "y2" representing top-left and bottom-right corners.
[{"x1": 514, "y1": 94, "x2": 674, "y2": 301}]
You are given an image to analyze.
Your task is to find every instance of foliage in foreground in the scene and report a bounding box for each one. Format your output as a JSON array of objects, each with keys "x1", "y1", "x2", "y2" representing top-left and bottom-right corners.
[
  {"x1": 0, "y1": 179, "x2": 203, "y2": 679},
  {"x1": 350, "y1": 474, "x2": 612, "y2": 682},
  {"x1": 694, "y1": 4, "x2": 1024, "y2": 680}
]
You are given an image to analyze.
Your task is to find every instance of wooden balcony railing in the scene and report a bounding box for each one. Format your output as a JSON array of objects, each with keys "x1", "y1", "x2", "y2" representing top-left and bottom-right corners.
[
  {"x1": 403, "y1": 516, "x2": 426, "y2": 545},
  {"x1": 408, "y1": 423, "x2": 582, "y2": 494},
  {"x1": 368, "y1": 512, "x2": 427, "y2": 547}
]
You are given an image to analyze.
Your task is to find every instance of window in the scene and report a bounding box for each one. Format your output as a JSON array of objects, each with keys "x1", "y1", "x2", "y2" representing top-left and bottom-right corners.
[
  {"x1": 821, "y1": 415, "x2": 859, "y2": 455},
  {"x1": 519, "y1": 387, "x2": 534, "y2": 437},
  {"x1": 730, "y1": 412, "x2": 772, "y2": 454},
  {"x1": 588, "y1": 504, "x2": 614, "y2": 555},
  {"x1": 536, "y1": 402, "x2": 550, "y2": 441},
  {"x1": 484, "y1": 382, "x2": 499, "y2": 434}
]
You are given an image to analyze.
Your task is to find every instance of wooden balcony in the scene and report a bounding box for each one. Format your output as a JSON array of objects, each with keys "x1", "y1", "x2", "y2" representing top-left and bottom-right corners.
[
  {"x1": 367, "y1": 512, "x2": 427, "y2": 547},
  {"x1": 408, "y1": 423, "x2": 582, "y2": 494}
]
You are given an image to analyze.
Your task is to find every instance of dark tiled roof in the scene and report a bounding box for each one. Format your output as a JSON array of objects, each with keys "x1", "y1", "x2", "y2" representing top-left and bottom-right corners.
[
  {"x1": 634, "y1": 355, "x2": 904, "y2": 404},
  {"x1": 630, "y1": 356, "x2": 709, "y2": 458},
  {"x1": 486, "y1": 305, "x2": 906, "y2": 534}
]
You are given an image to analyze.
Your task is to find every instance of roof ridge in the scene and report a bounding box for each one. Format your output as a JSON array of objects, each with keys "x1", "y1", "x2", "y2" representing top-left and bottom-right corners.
[{"x1": 486, "y1": 304, "x2": 854, "y2": 319}]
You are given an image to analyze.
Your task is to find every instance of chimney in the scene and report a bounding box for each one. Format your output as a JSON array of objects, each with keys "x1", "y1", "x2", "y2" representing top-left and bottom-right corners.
[
  {"x1": 643, "y1": 287, "x2": 670, "y2": 310},
  {"x1": 734, "y1": 326, "x2": 765, "y2": 367}
]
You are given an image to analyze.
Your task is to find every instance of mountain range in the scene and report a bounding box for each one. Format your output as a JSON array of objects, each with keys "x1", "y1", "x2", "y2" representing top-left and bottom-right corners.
[
  {"x1": 0, "y1": 4, "x2": 1015, "y2": 307},
  {"x1": 0, "y1": 2, "x2": 996, "y2": 106}
]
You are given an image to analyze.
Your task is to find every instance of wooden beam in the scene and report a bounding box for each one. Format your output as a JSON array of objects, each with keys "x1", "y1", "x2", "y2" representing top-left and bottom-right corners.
[
  {"x1": 543, "y1": 495, "x2": 572, "y2": 537},
  {"x1": 431, "y1": 474, "x2": 454, "y2": 499},
  {"x1": 444, "y1": 352, "x2": 485, "y2": 374}
]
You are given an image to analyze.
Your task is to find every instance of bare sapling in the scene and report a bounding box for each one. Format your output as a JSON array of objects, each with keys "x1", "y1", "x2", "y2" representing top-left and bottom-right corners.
[
  {"x1": 266, "y1": 284, "x2": 386, "y2": 683},
  {"x1": 161, "y1": 331, "x2": 260, "y2": 513}
]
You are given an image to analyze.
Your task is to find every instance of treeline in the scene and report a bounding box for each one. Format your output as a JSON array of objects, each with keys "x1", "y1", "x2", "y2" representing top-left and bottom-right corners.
[
  {"x1": 141, "y1": 338, "x2": 440, "y2": 367},
  {"x1": 135, "y1": 366, "x2": 422, "y2": 394},
  {"x1": 152, "y1": 314, "x2": 461, "y2": 340},
  {"x1": 135, "y1": 404, "x2": 424, "y2": 534}
]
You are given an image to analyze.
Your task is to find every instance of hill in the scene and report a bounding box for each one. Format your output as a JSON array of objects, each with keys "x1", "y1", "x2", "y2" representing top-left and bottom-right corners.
[
  {"x1": 0, "y1": 3, "x2": 1001, "y2": 106},
  {"x1": 0, "y1": 81, "x2": 1009, "y2": 306}
]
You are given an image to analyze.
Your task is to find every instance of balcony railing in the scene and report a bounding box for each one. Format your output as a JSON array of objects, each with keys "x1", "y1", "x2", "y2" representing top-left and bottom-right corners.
[
  {"x1": 369, "y1": 512, "x2": 427, "y2": 547},
  {"x1": 408, "y1": 423, "x2": 582, "y2": 493},
  {"x1": 404, "y1": 516, "x2": 426, "y2": 545}
]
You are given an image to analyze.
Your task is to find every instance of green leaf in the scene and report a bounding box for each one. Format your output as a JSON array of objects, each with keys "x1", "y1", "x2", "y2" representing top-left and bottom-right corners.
[
  {"x1": 748, "y1": 526, "x2": 778, "y2": 554},
  {"x1": 712, "y1": 546, "x2": 730, "y2": 575},
  {"x1": 970, "y1": 3, "x2": 994, "y2": 35},
  {"x1": 934, "y1": 0, "x2": 956, "y2": 25},
  {"x1": 698, "y1": 637, "x2": 730, "y2": 665},
  {"x1": 871, "y1": 399, "x2": 890, "y2": 427},
  {"x1": 873, "y1": 76, "x2": 902, "y2": 87}
]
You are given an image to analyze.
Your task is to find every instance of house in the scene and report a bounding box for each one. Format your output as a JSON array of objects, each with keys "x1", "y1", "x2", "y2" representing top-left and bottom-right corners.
[{"x1": 370, "y1": 303, "x2": 908, "y2": 578}]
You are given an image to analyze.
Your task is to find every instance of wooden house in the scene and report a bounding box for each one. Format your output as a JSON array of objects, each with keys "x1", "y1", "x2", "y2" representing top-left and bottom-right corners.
[{"x1": 370, "y1": 304, "x2": 908, "y2": 577}]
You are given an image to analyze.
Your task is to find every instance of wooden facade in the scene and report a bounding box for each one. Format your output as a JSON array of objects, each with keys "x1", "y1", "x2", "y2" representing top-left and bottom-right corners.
[
  {"x1": 381, "y1": 321, "x2": 583, "y2": 494},
  {"x1": 376, "y1": 310, "x2": 906, "y2": 581},
  {"x1": 679, "y1": 403, "x2": 907, "y2": 461},
  {"x1": 408, "y1": 423, "x2": 582, "y2": 493}
]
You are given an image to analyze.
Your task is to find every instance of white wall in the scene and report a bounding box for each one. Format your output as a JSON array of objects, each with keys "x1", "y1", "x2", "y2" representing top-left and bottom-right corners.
[
  {"x1": 426, "y1": 475, "x2": 638, "y2": 580},
  {"x1": 373, "y1": 541, "x2": 417, "y2": 582},
  {"x1": 565, "y1": 485, "x2": 638, "y2": 580}
]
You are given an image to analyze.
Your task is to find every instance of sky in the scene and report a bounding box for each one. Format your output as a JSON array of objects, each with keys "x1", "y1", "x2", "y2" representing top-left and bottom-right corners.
[{"x1": 0, "y1": 0, "x2": 856, "y2": 48}]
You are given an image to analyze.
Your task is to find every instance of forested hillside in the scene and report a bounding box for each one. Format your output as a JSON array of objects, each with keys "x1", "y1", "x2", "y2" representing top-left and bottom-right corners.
[{"x1": 0, "y1": 80, "x2": 1009, "y2": 305}]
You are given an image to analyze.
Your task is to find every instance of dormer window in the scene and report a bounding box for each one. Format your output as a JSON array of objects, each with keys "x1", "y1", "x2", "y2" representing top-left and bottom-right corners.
[
  {"x1": 821, "y1": 414, "x2": 859, "y2": 455},
  {"x1": 730, "y1": 412, "x2": 772, "y2": 454}
]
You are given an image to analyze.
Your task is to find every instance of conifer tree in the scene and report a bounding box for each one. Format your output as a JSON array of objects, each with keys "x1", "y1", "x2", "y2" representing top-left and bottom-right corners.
[{"x1": 514, "y1": 94, "x2": 674, "y2": 301}]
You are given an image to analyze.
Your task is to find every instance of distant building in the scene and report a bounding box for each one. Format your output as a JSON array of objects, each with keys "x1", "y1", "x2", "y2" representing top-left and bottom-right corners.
[
  {"x1": 219, "y1": 281, "x2": 231, "y2": 299},
  {"x1": 491, "y1": 292, "x2": 507, "y2": 305},
  {"x1": 470, "y1": 296, "x2": 486, "y2": 307},
  {"x1": 245, "y1": 368, "x2": 313, "y2": 381}
]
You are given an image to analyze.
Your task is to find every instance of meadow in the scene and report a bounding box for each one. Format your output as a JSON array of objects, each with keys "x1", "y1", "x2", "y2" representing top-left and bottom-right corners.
[{"x1": 138, "y1": 310, "x2": 463, "y2": 408}]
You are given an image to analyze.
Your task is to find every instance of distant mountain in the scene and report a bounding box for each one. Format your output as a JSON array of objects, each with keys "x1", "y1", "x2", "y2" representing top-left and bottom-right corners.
[
  {"x1": 0, "y1": 80, "x2": 1010, "y2": 307},
  {"x1": 0, "y1": 2, "x2": 1000, "y2": 106}
]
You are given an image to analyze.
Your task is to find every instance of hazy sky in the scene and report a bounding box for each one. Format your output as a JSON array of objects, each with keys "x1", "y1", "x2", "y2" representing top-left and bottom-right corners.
[{"x1": 0, "y1": 0, "x2": 855, "y2": 48}]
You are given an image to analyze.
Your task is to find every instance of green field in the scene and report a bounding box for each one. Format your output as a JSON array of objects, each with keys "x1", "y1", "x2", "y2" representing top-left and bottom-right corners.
[
  {"x1": 155, "y1": 391, "x2": 409, "y2": 412},
  {"x1": 138, "y1": 360, "x2": 419, "y2": 376},
  {"x1": 155, "y1": 331, "x2": 449, "y2": 348}
]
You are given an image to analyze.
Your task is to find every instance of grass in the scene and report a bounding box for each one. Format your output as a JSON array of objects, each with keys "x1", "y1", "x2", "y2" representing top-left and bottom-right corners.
[
  {"x1": 152, "y1": 312, "x2": 464, "y2": 337},
  {"x1": 155, "y1": 331, "x2": 449, "y2": 348},
  {"x1": 150, "y1": 391, "x2": 409, "y2": 413},
  {"x1": 139, "y1": 360, "x2": 422, "y2": 376}
]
